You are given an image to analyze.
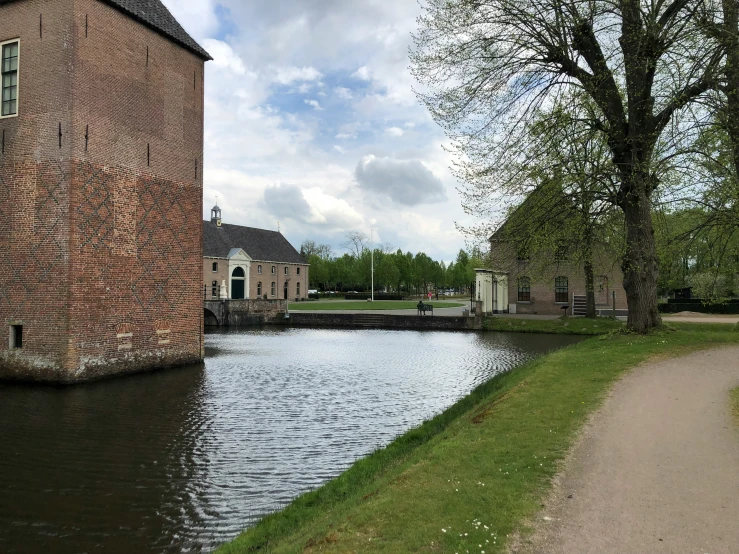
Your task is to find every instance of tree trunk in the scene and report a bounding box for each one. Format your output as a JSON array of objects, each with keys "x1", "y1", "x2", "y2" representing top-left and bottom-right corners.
[
  {"x1": 620, "y1": 185, "x2": 662, "y2": 332},
  {"x1": 584, "y1": 258, "x2": 596, "y2": 318}
]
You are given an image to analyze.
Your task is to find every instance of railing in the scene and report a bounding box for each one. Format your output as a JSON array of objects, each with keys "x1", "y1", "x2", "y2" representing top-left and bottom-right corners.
[{"x1": 204, "y1": 285, "x2": 222, "y2": 300}]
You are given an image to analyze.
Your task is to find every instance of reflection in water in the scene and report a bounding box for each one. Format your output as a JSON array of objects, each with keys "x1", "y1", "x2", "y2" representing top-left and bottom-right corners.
[{"x1": 0, "y1": 328, "x2": 582, "y2": 553}]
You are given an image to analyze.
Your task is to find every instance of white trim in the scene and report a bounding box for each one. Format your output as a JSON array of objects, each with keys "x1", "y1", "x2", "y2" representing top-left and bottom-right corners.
[{"x1": 0, "y1": 38, "x2": 20, "y2": 120}]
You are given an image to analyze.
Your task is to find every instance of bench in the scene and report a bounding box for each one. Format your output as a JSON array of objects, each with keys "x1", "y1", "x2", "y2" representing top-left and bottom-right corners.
[{"x1": 417, "y1": 304, "x2": 434, "y2": 315}]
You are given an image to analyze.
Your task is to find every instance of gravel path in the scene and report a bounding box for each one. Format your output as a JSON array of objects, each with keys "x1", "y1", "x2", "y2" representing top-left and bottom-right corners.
[{"x1": 513, "y1": 346, "x2": 739, "y2": 554}]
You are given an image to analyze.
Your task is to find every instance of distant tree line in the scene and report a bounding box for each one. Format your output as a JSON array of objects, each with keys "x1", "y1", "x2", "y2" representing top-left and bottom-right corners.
[{"x1": 301, "y1": 234, "x2": 484, "y2": 296}]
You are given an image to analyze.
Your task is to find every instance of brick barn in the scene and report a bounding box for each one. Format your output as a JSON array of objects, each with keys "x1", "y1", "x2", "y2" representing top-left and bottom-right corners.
[
  {"x1": 203, "y1": 205, "x2": 310, "y2": 302},
  {"x1": 0, "y1": 0, "x2": 211, "y2": 383}
]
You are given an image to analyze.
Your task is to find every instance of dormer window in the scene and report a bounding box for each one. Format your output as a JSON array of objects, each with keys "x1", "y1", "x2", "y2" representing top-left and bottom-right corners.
[{"x1": 1, "y1": 40, "x2": 19, "y2": 118}]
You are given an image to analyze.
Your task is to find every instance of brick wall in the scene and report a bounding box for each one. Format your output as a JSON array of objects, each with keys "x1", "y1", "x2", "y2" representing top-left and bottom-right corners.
[
  {"x1": 0, "y1": 0, "x2": 205, "y2": 382},
  {"x1": 491, "y1": 242, "x2": 629, "y2": 316}
]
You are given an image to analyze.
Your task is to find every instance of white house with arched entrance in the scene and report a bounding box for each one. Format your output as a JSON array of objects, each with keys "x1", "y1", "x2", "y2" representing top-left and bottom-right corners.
[
  {"x1": 226, "y1": 248, "x2": 251, "y2": 299},
  {"x1": 202, "y1": 205, "x2": 309, "y2": 301}
]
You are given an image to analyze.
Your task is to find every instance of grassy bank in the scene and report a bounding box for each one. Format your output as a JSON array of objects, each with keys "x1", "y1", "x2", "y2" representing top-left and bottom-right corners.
[
  {"x1": 484, "y1": 316, "x2": 624, "y2": 335},
  {"x1": 289, "y1": 301, "x2": 464, "y2": 311},
  {"x1": 217, "y1": 326, "x2": 738, "y2": 553}
]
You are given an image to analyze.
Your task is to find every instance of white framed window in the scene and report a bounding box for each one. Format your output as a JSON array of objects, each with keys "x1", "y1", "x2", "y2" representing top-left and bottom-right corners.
[
  {"x1": 271, "y1": 282, "x2": 276, "y2": 296},
  {"x1": 271, "y1": 265, "x2": 276, "y2": 274},
  {"x1": 1, "y1": 39, "x2": 20, "y2": 118},
  {"x1": 258, "y1": 265, "x2": 262, "y2": 274},
  {"x1": 284, "y1": 266, "x2": 289, "y2": 275}
]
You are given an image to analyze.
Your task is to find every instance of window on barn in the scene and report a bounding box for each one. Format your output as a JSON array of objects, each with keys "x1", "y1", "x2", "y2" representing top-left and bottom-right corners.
[
  {"x1": 517, "y1": 277, "x2": 531, "y2": 302},
  {"x1": 555, "y1": 277, "x2": 569, "y2": 303},
  {"x1": 554, "y1": 242, "x2": 568, "y2": 262},
  {"x1": 1, "y1": 40, "x2": 19, "y2": 118},
  {"x1": 516, "y1": 244, "x2": 530, "y2": 262}
]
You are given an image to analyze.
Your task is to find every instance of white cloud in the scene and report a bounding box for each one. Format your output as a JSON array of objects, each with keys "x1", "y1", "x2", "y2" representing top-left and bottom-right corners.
[
  {"x1": 202, "y1": 39, "x2": 247, "y2": 75},
  {"x1": 385, "y1": 127, "x2": 404, "y2": 137},
  {"x1": 334, "y1": 87, "x2": 354, "y2": 99},
  {"x1": 352, "y1": 66, "x2": 371, "y2": 80},
  {"x1": 304, "y1": 99, "x2": 324, "y2": 111},
  {"x1": 333, "y1": 145, "x2": 346, "y2": 154},
  {"x1": 335, "y1": 132, "x2": 357, "y2": 140},
  {"x1": 161, "y1": 0, "x2": 219, "y2": 42},
  {"x1": 274, "y1": 66, "x2": 323, "y2": 84},
  {"x1": 355, "y1": 155, "x2": 447, "y2": 206}
]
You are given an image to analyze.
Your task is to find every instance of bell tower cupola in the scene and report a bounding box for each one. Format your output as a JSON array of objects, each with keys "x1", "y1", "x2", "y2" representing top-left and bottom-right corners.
[{"x1": 211, "y1": 202, "x2": 222, "y2": 226}]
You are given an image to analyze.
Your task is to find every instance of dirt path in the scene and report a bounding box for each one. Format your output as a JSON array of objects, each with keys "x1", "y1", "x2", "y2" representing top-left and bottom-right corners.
[{"x1": 513, "y1": 346, "x2": 739, "y2": 554}]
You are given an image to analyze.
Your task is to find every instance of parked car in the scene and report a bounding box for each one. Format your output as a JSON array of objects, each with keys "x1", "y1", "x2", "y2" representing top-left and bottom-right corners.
[{"x1": 308, "y1": 289, "x2": 318, "y2": 295}]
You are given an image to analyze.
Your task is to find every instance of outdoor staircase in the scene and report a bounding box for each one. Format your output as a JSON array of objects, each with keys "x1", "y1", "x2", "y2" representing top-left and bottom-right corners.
[
  {"x1": 573, "y1": 295, "x2": 587, "y2": 316},
  {"x1": 353, "y1": 314, "x2": 385, "y2": 328}
]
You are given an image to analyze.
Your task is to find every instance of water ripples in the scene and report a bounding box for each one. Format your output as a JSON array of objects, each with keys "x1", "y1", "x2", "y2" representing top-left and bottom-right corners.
[{"x1": 0, "y1": 328, "x2": 582, "y2": 553}]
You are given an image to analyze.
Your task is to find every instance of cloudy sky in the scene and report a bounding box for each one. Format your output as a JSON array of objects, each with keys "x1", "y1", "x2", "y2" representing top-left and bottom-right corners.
[{"x1": 162, "y1": 0, "x2": 477, "y2": 262}]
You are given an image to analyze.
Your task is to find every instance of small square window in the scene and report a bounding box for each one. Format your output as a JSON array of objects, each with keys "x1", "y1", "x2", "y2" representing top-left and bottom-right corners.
[
  {"x1": 10, "y1": 325, "x2": 23, "y2": 348},
  {"x1": 212, "y1": 262, "x2": 218, "y2": 272}
]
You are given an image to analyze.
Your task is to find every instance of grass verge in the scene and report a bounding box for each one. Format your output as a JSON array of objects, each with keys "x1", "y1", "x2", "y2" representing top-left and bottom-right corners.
[
  {"x1": 484, "y1": 316, "x2": 624, "y2": 335},
  {"x1": 289, "y1": 301, "x2": 464, "y2": 311},
  {"x1": 217, "y1": 327, "x2": 739, "y2": 553}
]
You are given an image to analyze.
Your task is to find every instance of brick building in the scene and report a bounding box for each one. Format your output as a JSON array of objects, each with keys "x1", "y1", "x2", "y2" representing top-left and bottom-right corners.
[
  {"x1": 203, "y1": 205, "x2": 310, "y2": 301},
  {"x1": 0, "y1": 0, "x2": 211, "y2": 383},
  {"x1": 485, "y1": 186, "x2": 629, "y2": 316}
]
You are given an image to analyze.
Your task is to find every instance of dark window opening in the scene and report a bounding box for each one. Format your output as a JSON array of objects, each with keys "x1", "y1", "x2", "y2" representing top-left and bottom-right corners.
[
  {"x1": 516, "y1": 244, "x2": 530, "y2": 262},
  {"x1": 517, "y1": 277, "x2": 531, "y2": 302},
  {"x1": 212, "y1": 262, "x2": 218, "y2": 272},
  {"x1": 2, "y1": 40, "x2": 20, "y2": 117},
  {"x1": 11, "y1": 325, "x2": 22, "y2": 348},
  {"x1": 555, "y1": 276, "x2": 569, "y2": 303},
  {"x1": 554, "y1": 242, "x2": 568, "y2": 262},
  {"x1": 297, "y1": 267, "x2": 301, "y2": 275}
]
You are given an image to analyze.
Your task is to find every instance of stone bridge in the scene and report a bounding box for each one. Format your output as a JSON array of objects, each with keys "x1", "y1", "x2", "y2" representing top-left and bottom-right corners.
[{"x1": 204, "y1": 299, "x2": 287, "y2": 327}]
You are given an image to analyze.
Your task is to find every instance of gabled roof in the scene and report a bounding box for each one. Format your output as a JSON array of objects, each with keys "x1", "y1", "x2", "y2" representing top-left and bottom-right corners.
[
  {"x1": 204, "y1": 221, "x2": 307, "y2": 265},
  {"x1": 0, "y1": 0, "x2": 212, "y2": 60},
  {"x1": 101, "y1": 0, "x2": 212, "y2": 60}
]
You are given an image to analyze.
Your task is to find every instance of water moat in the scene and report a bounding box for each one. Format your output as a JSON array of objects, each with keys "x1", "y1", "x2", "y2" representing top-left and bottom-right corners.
[{"x1": 0, "y1": 328, "x2": 583, "y2": 553}]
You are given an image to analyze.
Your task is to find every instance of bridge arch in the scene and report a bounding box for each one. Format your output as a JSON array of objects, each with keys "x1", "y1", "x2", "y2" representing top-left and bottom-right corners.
[{"x1": 204, "y1": 308, "x2": 219, "y2": 327}]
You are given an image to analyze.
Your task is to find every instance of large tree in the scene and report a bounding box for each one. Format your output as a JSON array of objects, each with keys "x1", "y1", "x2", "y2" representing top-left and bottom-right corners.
[{"x1": 411, "y1": 0, "x2": 726, "y2": 332}]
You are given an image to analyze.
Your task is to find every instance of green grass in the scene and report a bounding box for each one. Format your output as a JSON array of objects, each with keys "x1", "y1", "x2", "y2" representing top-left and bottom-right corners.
[
  {"x1": 217, "y1": 326, "x2": 739, "y2": 553},
  {"x1": 289, "y1": 301, "x2": 465, "y2": 311},
  {"x1": 484, "y1": 316, "x2": 625, "y2": 335}
]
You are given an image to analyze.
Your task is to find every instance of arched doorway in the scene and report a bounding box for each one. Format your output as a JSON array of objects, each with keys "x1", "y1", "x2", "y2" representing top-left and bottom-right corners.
[{"x1": 231, "y1": 267, "x2": 246, "y2": 299}]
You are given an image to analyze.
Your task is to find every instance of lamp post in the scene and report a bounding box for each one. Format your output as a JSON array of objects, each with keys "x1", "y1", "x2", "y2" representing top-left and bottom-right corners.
[
  {"x1": 284, "y1": 276, "x2": 291, "y2": 317},
  {"x1": 370, "y1": 229, "x2": 374, "y2": 302}
]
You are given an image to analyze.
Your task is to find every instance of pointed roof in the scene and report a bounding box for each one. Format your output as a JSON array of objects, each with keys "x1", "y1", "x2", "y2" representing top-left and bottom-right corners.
[
  {"x1": 100, "y1": 0, "x2": 212, "y2": 60},
  {"x1": 203, "y1": 221, "x2": 308, "y2": 264}
]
